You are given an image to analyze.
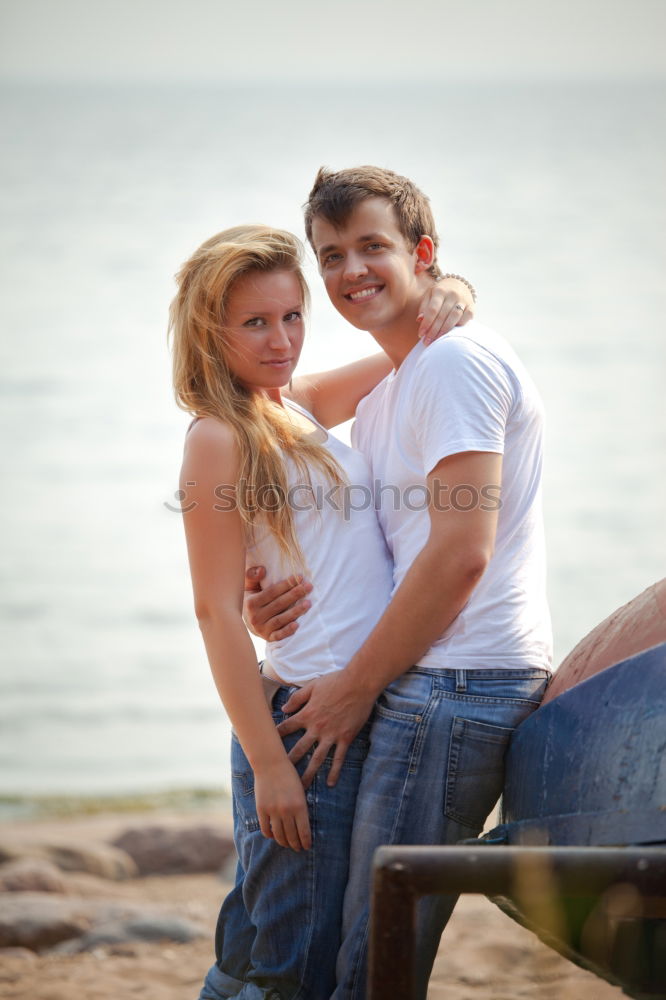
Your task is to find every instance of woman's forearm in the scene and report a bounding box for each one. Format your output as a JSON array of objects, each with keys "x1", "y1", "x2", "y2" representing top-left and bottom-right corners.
[
  {"x1": 199, "y1": 608, "x2": 312, "y2": 850},
  {"x1": 198, "y1": 610, "x2": 286, "y2": 772}
]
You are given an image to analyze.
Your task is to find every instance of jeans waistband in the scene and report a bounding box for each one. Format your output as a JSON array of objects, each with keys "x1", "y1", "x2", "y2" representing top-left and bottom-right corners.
[{"x1": 407, "y1": 665, "x2": 552, "y2": 680}]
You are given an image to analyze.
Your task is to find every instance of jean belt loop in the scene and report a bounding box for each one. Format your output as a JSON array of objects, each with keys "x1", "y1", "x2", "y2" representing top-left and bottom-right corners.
[{"x1": 455, "y1": 669, "x2": 467, "y2": 693}]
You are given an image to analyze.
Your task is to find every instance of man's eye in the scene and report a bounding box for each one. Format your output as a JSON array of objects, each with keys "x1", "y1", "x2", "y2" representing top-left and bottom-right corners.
[
  {"x1": 367, "y1": 243, "x2": 384, "y2": 251},
  {"x1": 322, "y1": 253, "x2": 341, "y2": 266}
]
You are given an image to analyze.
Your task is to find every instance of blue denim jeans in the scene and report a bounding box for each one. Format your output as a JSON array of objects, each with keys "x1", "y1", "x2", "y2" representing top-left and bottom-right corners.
[
  {"x1": 332, "y1": 666, "x2": 551, "y2": 1000},
  {"x1": 198, "y1": 685, "x2": 371, "y2": 1000}
]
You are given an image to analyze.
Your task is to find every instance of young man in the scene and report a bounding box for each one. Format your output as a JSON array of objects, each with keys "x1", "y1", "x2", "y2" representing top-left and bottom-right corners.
[{"x1": 250, "y1": 165, "x2": 552, "y2": 999}]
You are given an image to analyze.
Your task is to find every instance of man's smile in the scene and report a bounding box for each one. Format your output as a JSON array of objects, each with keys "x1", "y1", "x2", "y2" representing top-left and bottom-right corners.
[{"x1": 345, "y1": 284, "x2": 384, "y2": 302}]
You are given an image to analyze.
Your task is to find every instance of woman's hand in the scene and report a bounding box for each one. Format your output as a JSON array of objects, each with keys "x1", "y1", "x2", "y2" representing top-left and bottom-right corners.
[
  {"x1": 417, "y1": 275, "x2": 475, "y2": 345},
  {"x1": 244, "y1": 566, "x2": 312, "y2": 641},
  {"x1": 254, "y1": 757, "x2": 312, "y2": 851}
]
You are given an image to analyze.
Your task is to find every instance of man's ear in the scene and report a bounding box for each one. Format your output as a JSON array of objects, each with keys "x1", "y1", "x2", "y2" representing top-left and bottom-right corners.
[{"x1": 414, "y1": 235, "x2": 435, "y2": 273}]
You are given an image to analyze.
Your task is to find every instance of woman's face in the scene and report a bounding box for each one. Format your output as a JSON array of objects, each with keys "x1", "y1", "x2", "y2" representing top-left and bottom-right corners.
[{"x1": 222, "y1": 269, "x2": 305, "y2": 392}]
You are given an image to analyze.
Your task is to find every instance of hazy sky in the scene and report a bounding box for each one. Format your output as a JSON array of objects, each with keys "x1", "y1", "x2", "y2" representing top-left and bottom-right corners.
[{"x1": 1, "y1": 0, "x2": 665, "y2": 83}]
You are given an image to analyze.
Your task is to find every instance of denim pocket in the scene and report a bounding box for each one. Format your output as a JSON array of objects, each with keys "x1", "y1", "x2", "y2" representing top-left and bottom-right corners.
[
  {"x1": 445, "y1": 716, "x2": 514, "y2": 832},
  {"x1": 463, "y1": 673, "x2": 550, "y2": 706},
  {"x1": 231, "y1": 734, "x2": 261, "y2": 833},
  {"x1": 376, "y1": 673, "x2": 431, "y2": 722}
]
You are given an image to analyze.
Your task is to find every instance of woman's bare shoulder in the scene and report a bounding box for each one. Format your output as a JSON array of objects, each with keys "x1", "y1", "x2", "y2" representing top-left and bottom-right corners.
[
  {"x1": 186, "y1": 414, "x2": 235, "y2": 445},
  {"x1": 182, "y1": 416, "x2": 239, "y2": 474}
]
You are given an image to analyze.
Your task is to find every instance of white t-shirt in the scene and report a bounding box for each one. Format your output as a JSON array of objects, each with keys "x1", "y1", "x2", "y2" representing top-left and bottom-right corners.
[
  {"x1": 248, "y1": 401, "x2": 394, "y2": 685},
  {"x1": 351, "y1": 321, "x2": 552, "y2": 671}
]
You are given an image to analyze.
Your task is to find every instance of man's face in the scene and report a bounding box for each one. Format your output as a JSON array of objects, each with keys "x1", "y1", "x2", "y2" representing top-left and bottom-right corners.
[{"x1": 310, "y1": 197, "x2": 424, "y2": 333}]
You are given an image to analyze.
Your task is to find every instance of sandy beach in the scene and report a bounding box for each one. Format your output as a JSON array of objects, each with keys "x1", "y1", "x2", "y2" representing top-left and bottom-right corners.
[{"x1": 0, "y1": 807, "x2": 628, "y2": 1000}]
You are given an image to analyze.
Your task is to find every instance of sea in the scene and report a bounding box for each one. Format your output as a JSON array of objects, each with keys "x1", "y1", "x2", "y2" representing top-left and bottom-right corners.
[{"x1": 1, "y1": 80, "x2": 664, "y2": 814}]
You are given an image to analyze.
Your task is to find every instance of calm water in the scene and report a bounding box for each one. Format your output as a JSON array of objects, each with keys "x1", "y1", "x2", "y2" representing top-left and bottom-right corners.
[{"x1": 1, "y1": 81, "x2": 664, "y2": 802}]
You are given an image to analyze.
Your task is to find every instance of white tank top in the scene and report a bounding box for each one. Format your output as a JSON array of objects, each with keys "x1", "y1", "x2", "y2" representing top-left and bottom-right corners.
[{"x1": 247, "y1": 400, "x2": 393, "y2": 685}]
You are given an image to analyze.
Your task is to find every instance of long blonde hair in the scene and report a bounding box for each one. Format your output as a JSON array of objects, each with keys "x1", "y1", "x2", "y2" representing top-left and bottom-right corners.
[{"x1": 169, "y1": 225, "x2": 344, "y2": 564}]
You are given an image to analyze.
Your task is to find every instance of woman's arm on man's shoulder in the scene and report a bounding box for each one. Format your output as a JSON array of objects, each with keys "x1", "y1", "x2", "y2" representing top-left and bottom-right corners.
[{"x1": 287, "y1": 353, "x2": 392, "y2": 429}]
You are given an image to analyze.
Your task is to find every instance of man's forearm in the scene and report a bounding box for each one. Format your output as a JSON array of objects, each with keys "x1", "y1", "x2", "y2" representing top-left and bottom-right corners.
[
  {"x1": 344, "y1": 539, "x2": 488, "y2": 699},
  {"x1": 278, "y1": 530, "x2": 491, "y2": 786}
]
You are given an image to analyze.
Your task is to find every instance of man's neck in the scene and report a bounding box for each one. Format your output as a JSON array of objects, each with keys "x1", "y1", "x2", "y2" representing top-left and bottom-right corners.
[{"x1": 368, "y1": 300, "x2": 422, "y2": 370}]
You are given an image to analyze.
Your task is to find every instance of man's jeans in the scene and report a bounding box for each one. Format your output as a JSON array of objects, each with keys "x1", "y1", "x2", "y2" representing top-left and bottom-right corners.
[
  {"x1": 332, "y1": 666, "x2": 551, "y2": 1000},
  {"x1": 198, "y1": 685, "x2": 371, "y2": 1000}
]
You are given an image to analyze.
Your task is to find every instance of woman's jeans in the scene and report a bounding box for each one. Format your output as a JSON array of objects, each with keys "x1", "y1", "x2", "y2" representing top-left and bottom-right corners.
[
  {"x1": 198, "y1": 684, "x2": 371, "y2": 1000},
  {"x1": 332, "y1": 665, "x2": 551, "y2": 1000}
]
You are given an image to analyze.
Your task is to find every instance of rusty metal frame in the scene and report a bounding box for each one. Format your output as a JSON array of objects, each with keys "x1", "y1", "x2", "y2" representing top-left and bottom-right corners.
[{"x1": 368, "y1": 845, "x2": 666, "y2": 998}]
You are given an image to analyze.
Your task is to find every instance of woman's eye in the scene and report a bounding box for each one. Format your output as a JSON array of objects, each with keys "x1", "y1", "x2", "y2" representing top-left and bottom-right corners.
[
  {"x1": 243, "y1": 317, "x2": 265, "y2": 328},
  {"x1": 284, "y1": 311, "x2": 302, "y2": 323}
]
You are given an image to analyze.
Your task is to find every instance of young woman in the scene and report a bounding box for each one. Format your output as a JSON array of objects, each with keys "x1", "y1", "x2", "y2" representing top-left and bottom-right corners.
[{"x1": 169, "y1": 225, "x2": 474, "y2": 1000}]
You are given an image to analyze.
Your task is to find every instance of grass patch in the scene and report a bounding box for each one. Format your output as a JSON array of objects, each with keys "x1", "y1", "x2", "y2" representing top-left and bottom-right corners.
[{"x1": 0, "y1": 787, "x2": 230, "y2": 821}]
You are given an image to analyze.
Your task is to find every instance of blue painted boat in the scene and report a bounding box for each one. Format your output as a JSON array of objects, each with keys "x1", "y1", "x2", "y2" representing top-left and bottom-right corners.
[{"x1": 485, "y1": 642, "x2": 666, "y2": 998}]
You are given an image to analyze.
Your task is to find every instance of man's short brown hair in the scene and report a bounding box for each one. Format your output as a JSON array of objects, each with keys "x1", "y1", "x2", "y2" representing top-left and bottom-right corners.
[{"x1": 303, "y1": 165, "x2": 441, "y2": 279}]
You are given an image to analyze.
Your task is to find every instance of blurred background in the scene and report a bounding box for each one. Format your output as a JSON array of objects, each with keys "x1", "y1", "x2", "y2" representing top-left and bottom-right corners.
[{"x1": 1, "y1": 0, "x2": 664, "y2": 810}]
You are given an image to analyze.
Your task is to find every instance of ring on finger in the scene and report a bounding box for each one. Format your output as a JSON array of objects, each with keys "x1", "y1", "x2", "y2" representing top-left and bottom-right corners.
[{"x1": 454, "y1": 303, "x2": 465, "y2": 312}]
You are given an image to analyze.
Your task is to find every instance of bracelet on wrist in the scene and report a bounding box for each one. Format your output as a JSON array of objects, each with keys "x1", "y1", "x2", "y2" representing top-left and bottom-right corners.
[{"x1": 441, "y1": 272, "x2": 477, "y2": 304}]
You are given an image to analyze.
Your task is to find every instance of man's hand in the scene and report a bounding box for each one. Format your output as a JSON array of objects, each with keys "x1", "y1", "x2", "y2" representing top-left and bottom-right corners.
[
  {"x1": 278, "y1": 672, "x2": 376, "y2": 789},
  {"x1": 244, "y1": 566, "x2": 312, "y2": 642}
]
